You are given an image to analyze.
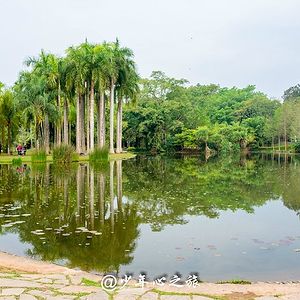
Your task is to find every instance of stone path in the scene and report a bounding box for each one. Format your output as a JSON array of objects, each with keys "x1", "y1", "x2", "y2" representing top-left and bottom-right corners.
[
  {"x1": 1, "y1": 252, "x2": 300, "y2": 299},
  {"x1": 1, "y1": 271, "x2": 300, "y2": 300}
]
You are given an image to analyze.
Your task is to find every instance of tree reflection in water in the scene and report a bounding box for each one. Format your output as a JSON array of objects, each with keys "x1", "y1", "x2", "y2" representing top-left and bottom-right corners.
[{"x1": 0, "y1": 154, "x2": 300, "y2": 273}]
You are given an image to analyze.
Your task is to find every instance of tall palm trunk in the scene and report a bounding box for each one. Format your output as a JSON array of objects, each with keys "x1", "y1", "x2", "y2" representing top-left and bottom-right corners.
[
  {"x1": 98, "y1": 91, "x2": 105, "y2": 148},
  {"x1": 7, "y1": 122, "x2": 11, "y2": 154},
  {"x1": 80, "y1": 95, "x2": 86, "y2": 153},
  {"x1": 109, "y1": 79, "x2": 115, "y2": 154},
  {"x1": 63, "y1": 98, "x2": 68, "y2": 144},
  {"x1": 56, "y1": 84, "x2": 61, "y2": 146},
  {"x1": 44, "y1": 113, "x2": 50, "y2": 154},
  {"x1": 86, "y1": 86, "x2": 90, "y2": 153},
  {"x1": 35, "y1": 119, "x2": 40, "y2": 150},
  {"x1": 1, "y1": 127, "x2": 5, "y2": 152},
  {"x1": 102, "y1": 94, "x2": 106, "y2": 148},
  {"x1": 116, "y1": 97, "x2": 123, "y2": 153},
  {"x1": 76, "y1": 93, "x2": 81, "y2": 153},
  {"x1": 90, "y1": 81, "x2": 95, "y2": 152}
]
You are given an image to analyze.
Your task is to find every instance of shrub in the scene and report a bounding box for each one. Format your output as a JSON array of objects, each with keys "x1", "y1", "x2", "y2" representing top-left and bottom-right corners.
[
  {"x1": 294, "y1": 142, "x2": 300, "y2": 153},
  {"x1": 126, "y1": 146, "x2": 136, "y2": 152},
  {"x1": 31, "y1": 149, "x2": 47, "y2": 163},
  {"x1": 53, "y1": 144, "x2": 76, "y2": 163},
  {"x1": 12, "y1": 157, "x2": 22, "y2": 166},
  {"x1": 89, "y1": 147, "x2": 109, "y2": 162}
]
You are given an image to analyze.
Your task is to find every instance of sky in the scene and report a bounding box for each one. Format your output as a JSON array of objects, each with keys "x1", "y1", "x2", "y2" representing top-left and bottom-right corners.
[{"x1": 1, "y1": 0, "x2": 300, "y2": 98}]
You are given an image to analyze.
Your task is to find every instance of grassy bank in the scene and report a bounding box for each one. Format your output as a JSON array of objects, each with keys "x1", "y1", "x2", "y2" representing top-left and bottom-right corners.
[{"x1": 0, "y1": 152, "x2": 136, "y2": 164}]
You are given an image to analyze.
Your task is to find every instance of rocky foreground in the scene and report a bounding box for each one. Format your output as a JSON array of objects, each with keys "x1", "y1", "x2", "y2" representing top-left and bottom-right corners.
[{"x1": 0, "y1": 252, "x2": 300, "y2": 300}]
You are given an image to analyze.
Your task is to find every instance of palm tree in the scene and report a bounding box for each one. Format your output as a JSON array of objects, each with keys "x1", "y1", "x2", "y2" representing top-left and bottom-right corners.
[
  {"x1": 105, "y1": 42, "x2": 119, "y2": 154},
  {"x1": 25, "y1": 51, "x2": 62, "y2": 150},
  {"x1": 65, "y1": 46, "x2": 88, "y2": 153},
  {"x1": 16, "y1": 72, "x2": 56, "y2": 152},
  {"x1": 115, "y1": 46, "x2": 139, "y2": 153},
  {"x1": 0, "y1": 89, "x2": 18, "y2": 154},
  {"x1": 93, "y1": 43, "x2": 110, "y2": 149}
]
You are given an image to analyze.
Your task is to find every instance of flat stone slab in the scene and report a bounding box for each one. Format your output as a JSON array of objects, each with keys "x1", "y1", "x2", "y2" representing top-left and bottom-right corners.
[
  {"x1": 280, "y1": 295, "x2": 300, "y2": 300},
  {"x1": 255, "y1": 297, "x2": 278, "y2": 300},
  {"x1": 46, "y1": 296, "x2": 76, "y2": 300},
  {"x1": 140, "y1": 292, "x2": 159, "y2": 299},
  {"x1": 114, "y1": 287, "x2": 151, "y2": 300},
  {"x1": 1, "y1": 288, "x2": 25, "y2": 296},
  {"x1": 83, "y1": 292, "x2": 109, "y2": 300},
  {"x1": 0, "y1": 278, "x2": 41, "y2": 288},
  {"x1": 20, "y1": 294, "x2": 38, "y2": 300},
  {"x1": 59, "y1": 285, "x2": 103, "y2": 294},
  {"x1": 27, "y1": 289, "x2": 55, "y2": 298},
  {"x1": 160, "y1": 295, "x2": 190, "y2": 300}
]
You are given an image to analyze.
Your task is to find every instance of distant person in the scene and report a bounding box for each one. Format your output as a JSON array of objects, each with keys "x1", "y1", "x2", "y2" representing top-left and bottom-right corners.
[
  {"x1": 16, "y1": 144, "x2": 22, "y2": 155},
  {"x1": 21, "y1": 145, "x2": 26, "y2": 156}
]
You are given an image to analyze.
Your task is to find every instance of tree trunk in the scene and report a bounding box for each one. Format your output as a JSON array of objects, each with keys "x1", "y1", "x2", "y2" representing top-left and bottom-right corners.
[
  {"x1": 116, "y1": 98, "x2": 120, "y2": 153},
  {"x1": 116, "y1": 97, "x2": 123, "y2": 153},
  {"x1": 44, "y1": 113, "x2": 50, "y2": 154},
  {"x1": 76, "y1": 93, "x2": 81, "y2": 153},
  {"x1": 63, "y1": 98, "x2": 68, "y2": 145},
  {"x1": 7, "y1": 122, "x2": 11, "y2": 154},
  {"x1": 56, "y1": 125, "x2": 61, "y2": 146},
  {"x1": 86, "y1": 85, "x2": 90, "y2": 153},
  {"x1": 98, "y1": 91, "x2": 105, "y2": 148},
  {"x1": 80, "y1": 95, "x2": 86, "y2": 153},
  {"x1": 97, "y1": 94, "x2": 100, "y2": 148},
  {"x1": 35, "y1": 119, "x2": 40, "y2": 150},
  {"x1": 109, "y1": 80, "x2": 115, "y2": 154},
  {"x1": 284, "y1": 121, "x2": 287, "y2": 152},
  {"x1": 90, "y1": 81, "x2": 95, "y2": 152},
  {"x1": 56, "y1": 85, "x2": 61, "y2": 146},
  {"x1": 1, "y1": 127, "x2": 4, "y2": 153}
]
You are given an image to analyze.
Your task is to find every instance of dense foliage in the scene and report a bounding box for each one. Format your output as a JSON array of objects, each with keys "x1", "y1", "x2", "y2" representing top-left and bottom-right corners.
[
  {"x1": 1, "y1": 47, "x2": 300, "y2": 155},
  {"x1": 123, "y1": 72, "x2": 300, "y2": 153},
  {"x1": 0, "y1": 40, "x2": 139, "y2": 155}
]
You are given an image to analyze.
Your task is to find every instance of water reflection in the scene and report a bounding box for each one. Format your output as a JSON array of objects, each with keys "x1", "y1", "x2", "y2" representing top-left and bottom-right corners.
[
  {"x1": 0, "y1": 160, "x2": 139, "y2": 273},
  {"x1": 0, "y1": 154, "x2": 300, "y2": 280}
]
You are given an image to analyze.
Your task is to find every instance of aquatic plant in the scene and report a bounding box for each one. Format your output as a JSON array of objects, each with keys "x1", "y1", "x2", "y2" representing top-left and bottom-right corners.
[
  {"x1": 31, "y1": 149, "x2": 47, "y2": 163},
  {"x1": 12, "y1": 157, "x2": 22, "y2": 166},
  {"x1": 89, "y1": 147, "x2": 109, "y2": 162},
  {"x1": 53, "y1": 144, "x2": 78, "y2": 163}
]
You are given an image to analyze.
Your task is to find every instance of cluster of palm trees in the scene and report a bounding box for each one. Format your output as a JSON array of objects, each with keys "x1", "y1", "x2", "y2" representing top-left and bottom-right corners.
[{"x1": 9, "y1": 40, "x2": 139, "y2": 154}]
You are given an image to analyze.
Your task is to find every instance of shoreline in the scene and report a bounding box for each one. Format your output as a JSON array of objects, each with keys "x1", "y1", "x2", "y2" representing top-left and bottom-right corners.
[
  {"x1": 0, "y1": 251, "x2": 299, "y2": 299},
  {"x1": 0, "y1": 152, "x2": 136, "y2": 164}
]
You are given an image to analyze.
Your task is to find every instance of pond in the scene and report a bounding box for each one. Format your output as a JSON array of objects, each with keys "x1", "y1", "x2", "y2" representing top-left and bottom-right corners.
[{"x1": 0, "y1": 154, "x2": 300, "y2": 282}]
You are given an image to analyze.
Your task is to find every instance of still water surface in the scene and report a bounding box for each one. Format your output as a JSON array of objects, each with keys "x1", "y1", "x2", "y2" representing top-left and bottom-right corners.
[{"x1": 0, "y1": 154, "x2": 300, "y2": 281}]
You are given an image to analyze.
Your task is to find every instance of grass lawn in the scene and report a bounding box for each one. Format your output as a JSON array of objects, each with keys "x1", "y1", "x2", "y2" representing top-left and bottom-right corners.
[{"x1": 0, "y1": 152, "x2": 136, "y2": 164}]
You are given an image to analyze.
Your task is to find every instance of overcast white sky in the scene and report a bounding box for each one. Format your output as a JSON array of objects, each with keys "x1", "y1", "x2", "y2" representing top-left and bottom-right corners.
[{"x1": 1, "y1": 0, "x2": 300, "y2": 98}]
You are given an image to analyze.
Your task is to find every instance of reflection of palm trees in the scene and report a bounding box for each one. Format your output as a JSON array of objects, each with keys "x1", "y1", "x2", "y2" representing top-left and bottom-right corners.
[
  {"x1": 117, "y1": 160, "x2": 123, "y2": 211},
  {"x1": 0, "y1": 160, "x2": 140, "y2": 273},
  {"x1": 110, "y1": 161, "x2": 115, "y2": 233},
  {"x1": 98, "y1": 172, "x2": 105, "y2": 226}
]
